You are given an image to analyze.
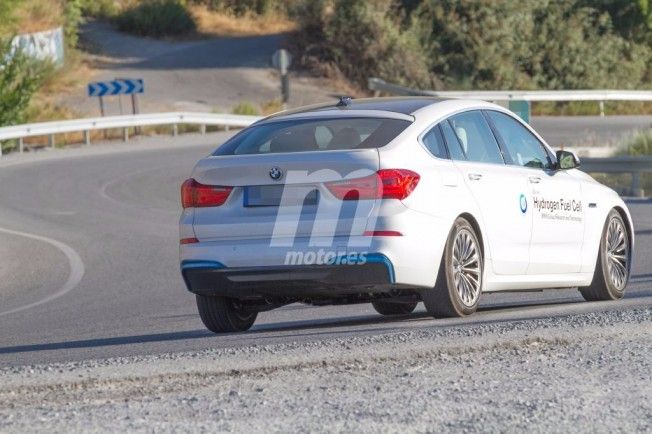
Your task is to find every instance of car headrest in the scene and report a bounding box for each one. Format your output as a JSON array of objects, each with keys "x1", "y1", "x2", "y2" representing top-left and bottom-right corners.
[
  {"x1": 269, "y1": 128, "x2": 318, "y2": 153},
  {"x1": 455, "y1": 126, "x2": 468, "y2": 153},
  {"x1": 328, "y1": 127, "x2": 361, "y2": 150}
]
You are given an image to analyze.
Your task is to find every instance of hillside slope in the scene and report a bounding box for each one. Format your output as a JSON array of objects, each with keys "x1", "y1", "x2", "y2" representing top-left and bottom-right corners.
[{"x1": 52, "y1": 21, "x2": 338, "y2": 116}]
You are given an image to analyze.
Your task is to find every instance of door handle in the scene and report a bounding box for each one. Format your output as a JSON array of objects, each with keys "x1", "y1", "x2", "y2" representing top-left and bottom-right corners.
[
  {"x1": 468, "y1": 173, "x2": 483, "y2": 181},
  {"x1": 528, "y1": 176, "x2": 542, "y2": 184}
]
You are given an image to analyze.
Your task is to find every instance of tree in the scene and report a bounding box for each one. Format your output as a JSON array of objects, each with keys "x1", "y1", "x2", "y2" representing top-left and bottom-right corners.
[{"x1": 0, "y1": 39, "x2": 43, "y2": 128}]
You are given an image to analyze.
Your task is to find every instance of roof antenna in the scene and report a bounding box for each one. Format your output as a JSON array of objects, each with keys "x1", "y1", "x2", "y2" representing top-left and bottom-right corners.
[{"x1": 336, "y1": 96, "x2": 353, "y2": 107}]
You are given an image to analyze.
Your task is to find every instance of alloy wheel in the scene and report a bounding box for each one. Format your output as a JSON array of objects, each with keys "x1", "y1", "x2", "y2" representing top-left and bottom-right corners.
[
  {"x1": 605, "y1": 217, "x2": 629, "y2": 291},
  {"x1": 452, "y1": 228, "x2": 482, "y2": 307}
]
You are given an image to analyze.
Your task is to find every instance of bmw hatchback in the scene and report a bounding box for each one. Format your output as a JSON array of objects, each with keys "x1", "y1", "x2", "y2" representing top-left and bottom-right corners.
[{"x1": 180, "y1": 97, "x2": 634, "y2": 333}]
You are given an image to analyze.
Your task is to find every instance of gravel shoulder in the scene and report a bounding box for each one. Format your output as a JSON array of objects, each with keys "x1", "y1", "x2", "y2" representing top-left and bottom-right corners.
[{"x1": 1, "y1": 308, "x2": 650, "y2": 433}]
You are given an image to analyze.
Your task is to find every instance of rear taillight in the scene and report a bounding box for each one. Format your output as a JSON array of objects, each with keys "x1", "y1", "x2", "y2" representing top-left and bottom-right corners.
[
  {"x1": 181, "y1": 178, "x2": 233, "y2": 208},
  {"x1": 180, "y1": 237, "x2": 199, "y2": 245},
  {"x1": 363, "y1": 230, "x2": 403, "y2": 237},
  {"x1": 325, "y1": 169, "x2": 420, "y2": 201}
]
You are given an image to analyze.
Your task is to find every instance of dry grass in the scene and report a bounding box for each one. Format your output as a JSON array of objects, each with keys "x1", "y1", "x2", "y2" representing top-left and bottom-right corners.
[
  {"x1": 190, "y1": 4, "x2": 297, "y2": 37},
  {"x1": 39, "y1": 49, "x2": 97, "y2": 96},
  {"x1": 532, "y1": 100, "x2": 652, "y2": 116},
  {"x1": 260, "y1": 99, "x2": 284, "y2": 115},
  {"x1": 12, "y1": 0, "x2": 64, "y2": 34}
]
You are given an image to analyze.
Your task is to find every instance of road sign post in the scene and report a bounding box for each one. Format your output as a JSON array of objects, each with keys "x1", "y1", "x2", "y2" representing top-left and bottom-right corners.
[
  {"x1": 131, "y1": 93, "x2": 141, "y2": 134},
  {"x1": 88, "y1": 79, "x2": 144, "y2": 139},
  {"x1": 272, "y1": 49, "x2": 292, "y2": 106}
]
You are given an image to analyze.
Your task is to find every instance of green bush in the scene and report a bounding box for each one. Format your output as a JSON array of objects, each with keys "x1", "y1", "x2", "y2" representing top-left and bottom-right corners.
[
  {"x1": 294, "y1": 0, "x2": 652, "y2": 92},
  {"x1": 618, "y1": 129, "x2": 652, "y2": 156},
  {"x1": 80, "y1": 0, "x2": 118, "y2": 19},
  {"x1": 602, "y1": 129, "x2": 652, "y2": 194},
  {"x1": 193, "y1": 0, "x2": 293, "y2": 15},
  {"x1": 413, "y1": 0, "x2": 650, "y2": 90},
  {"x1": 115, "y1": 0, "x2": 197, "y2": 38},
  {"x1": 198, "y1": 0, "x2": 272, "y2": 15},
  {"x1": 0, "y1": 39, "x2": 44, "y2": 153},
  {"x1": 0, "y1": 40, "x2": 44, "y2": 127},
  {"x1": 64, "y1": 0, "x2": 84, "y2": 48},
  {"x1": 295, "y1": 0, "x2": 434, "y2": 89}
]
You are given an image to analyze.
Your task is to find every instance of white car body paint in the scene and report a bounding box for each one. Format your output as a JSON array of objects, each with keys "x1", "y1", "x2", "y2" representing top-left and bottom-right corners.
[{"x1": 179, "y1": 98, "x2": 634, "y2": 298}]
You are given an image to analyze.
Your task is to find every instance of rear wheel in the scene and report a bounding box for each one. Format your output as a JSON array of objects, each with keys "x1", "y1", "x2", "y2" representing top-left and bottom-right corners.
[
  {"x1": 422, "y1": 217, "x2": 483, "y2": 318},
  {"x1": 371, "y1": 300, "x2": 418, "y2": 316},
  {"x1": 196, "y1": 295, "x2": 257, "y2": 333},
  {"x1": 579, "y1": 210, "x2": 630, "y2": 301}
]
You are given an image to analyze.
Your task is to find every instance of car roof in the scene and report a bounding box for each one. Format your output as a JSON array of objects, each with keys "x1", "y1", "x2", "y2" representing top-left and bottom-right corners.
[{"x1": 265, "y1": 97, "x2": 449, "y2": 120}]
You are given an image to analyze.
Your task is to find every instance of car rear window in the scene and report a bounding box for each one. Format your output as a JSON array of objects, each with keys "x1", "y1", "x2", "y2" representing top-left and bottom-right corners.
[{"x1": 213, "y1": 117, "x2": 412, "y2": 156}]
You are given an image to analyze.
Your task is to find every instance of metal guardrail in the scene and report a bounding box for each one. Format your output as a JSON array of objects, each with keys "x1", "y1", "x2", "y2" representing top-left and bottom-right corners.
[
  {"x1": 582, "y1": 156, "x2": 652, "y2": 197},
  {"x1": 0, "y1": 112, "x2": 262, "y2": 157},
  {"x1": 368, "y1": 77, "x2": 652, "y2": 117},
  {"x1": 368, "y1": 77, "x2": 652, "y2": 102}
]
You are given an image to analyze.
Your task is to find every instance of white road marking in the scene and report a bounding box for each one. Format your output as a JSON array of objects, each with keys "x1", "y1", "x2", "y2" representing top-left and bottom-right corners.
[
  {"x1": 0, "y1": 227, "x2": 85, "y2": 317},
  {"x1": 99, "y1": 164, "x2": 179, "y2": 216}
]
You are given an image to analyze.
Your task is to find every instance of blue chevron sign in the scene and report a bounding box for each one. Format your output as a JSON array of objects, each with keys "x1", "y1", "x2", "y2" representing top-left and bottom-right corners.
[{"x1": 87, "y1": 79, "x2": 144, "y2": 97}]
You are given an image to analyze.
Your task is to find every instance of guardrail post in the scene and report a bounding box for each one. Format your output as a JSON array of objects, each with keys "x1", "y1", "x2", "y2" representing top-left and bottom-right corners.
[
  {"x1": 224, "y1": 125, "x2": 230, "y2": 132},
  {"x1": 123, "y1": 127, "x2": 129, "y2": 142},
  {"x1": 599, "y1": 101, "x2": 605, "y2": 117},
  {"x1": 49, "y1": 134, "x2": 55, "y2": 149},
  {"x1": 200, "y1": 124, "x2": 206, "y2": 135},
  {"x1": 631, "y1": 173, "x2": 644, "y2": 197},
  {"x1": 172, "y1": 124, "x2": 178, "y2": 137},
  {"x1": 18, "y1": 137, "x2": 24, "y2": 153},
  {"x1": 84, "y1": 130, "x2": 90, "y2": 146}
]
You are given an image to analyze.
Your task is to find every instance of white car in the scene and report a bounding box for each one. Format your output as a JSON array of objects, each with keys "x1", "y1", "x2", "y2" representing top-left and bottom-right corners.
[{"x1": 179, "y1": 97, "x2": 634, "y2": 333}]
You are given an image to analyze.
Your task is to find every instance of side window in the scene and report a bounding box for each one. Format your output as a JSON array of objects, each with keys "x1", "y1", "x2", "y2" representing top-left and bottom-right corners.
[
  {"x1": 421, "y1": 125, "x2": 448, "y2": 159},
  {"x1": 486, "y1": 111, "x2": 553, "y2": 170},
  {"x1": 448, "y1": 111, "x2": 504, "y2": 164},
  {"x1": 440, "y1": 120, "x2": 467, "y2": 161}
]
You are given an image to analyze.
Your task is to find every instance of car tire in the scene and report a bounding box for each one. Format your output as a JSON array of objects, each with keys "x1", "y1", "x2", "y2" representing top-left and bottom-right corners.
[
  {"x1": 196, "y1": 295, "x2": 257, "y2": 333},
  {"x1": 371, "y1": 300, "x2": 418, "y2": 316},
  {"x1": 579, "y1": 210, "x2": 630, "y2": 302},
  {"x1": 422, "y1": 217, "x2": 483, "y2": 318}
]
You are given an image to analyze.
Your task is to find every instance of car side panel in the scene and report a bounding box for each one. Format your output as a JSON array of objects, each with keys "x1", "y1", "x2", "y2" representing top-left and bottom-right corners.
[{"x1": 377, "y1": 135, "x2": 489, "y2": 288}]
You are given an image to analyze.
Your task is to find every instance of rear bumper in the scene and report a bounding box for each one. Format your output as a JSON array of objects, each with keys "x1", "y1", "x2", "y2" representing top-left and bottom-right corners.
[{"x1": 181, "y1": 255, "x2": 397, "y2": 298}]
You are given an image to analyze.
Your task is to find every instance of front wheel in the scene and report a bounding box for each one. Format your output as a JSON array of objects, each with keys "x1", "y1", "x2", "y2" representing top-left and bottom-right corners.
[
  {"x1": 196, "y1": 295, "x2": 258, "y2": 333},
  {"x1": 422, "y1": 217, "x2": 483, "y2": 318},
  {"x1": 579, "y1": 210, "x2": 631, "y2": 301}
]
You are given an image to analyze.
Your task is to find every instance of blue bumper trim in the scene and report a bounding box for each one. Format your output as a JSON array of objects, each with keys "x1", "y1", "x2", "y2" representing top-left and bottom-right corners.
[
  {"x1": 181, "y1": 260, "x2": 225, "y2": 271},
  {"x1": 180, "y1": 254, "x2": 395, "y2": 286}
]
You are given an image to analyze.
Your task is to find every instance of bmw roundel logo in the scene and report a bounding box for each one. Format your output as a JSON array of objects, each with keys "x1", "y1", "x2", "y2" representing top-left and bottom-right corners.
[
  {"x1": 269, "y1": 166, "x2": 283, "y2": 181},
  {"x1": 519, "y1": 194, "x2": 528, "y2": 214}
]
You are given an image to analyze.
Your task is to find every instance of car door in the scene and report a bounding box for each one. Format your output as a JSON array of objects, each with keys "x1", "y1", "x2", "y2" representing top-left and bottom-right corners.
[
  {"x1": 444, "y1": 110, "x2": 532, "y2": 275},
  {"x1": 485, "y1": 110, "x2": 584, "y2": 275}
]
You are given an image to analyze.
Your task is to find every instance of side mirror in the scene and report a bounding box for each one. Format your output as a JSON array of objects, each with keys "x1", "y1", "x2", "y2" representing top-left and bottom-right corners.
[{"x1": 556, "y1": 150, "x2": 581, "y2": 170}]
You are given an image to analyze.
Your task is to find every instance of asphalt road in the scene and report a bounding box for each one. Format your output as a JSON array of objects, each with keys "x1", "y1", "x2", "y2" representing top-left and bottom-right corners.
[
  {"x1": 74, "y1": 22, "x2": 336, "y2": 115},
  {"x1": 0, "y1": 135, "x2": 650, "y2": 367},
  {"x1": 531, "y1": 115, "x2": 652, "y2": 147}
]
